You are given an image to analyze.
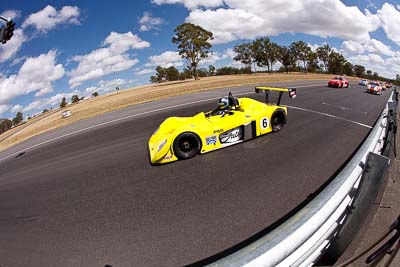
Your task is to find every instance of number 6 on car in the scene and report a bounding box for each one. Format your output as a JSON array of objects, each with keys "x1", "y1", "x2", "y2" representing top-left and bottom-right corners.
[{"x1": 148, "y1": 86, "x2": 297, "y2": 165}]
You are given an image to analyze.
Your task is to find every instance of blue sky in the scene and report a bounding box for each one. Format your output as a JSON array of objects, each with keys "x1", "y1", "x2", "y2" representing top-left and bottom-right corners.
[{"x1": 1, "y1": 0, "x2": 400, "y2": 119}]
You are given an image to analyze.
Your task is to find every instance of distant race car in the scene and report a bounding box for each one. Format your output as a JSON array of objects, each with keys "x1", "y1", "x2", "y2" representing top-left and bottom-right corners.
[
  {"x1": 366, "y1": 82, "x2": 383, "y2": 95},
  {"x1": 328, "y1": 76, "x2": 349, "y2": 88},
  {"x1": 358, "y1": 79, "x2": 368, "y2": 86},
  {"x1": 61, "y1": 110, "x2": 71, "y2": 118},
  {"x1": 385, "y1": 82, "x2": 393, "y2": 88},
  {"x1": 148, "y1": 86, "x2": 297, "y2": 165}
]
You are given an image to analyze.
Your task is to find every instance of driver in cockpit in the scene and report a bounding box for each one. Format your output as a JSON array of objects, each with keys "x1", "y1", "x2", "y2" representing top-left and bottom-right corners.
[{"x1": 212, "y1": 97, "x2": 230, "y2": 116}]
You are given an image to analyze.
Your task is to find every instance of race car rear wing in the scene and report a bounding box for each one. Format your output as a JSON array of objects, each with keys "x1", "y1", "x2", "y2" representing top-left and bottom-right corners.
[{"x1": 255, "y1": 86, "x2": 297, "y2": 106}]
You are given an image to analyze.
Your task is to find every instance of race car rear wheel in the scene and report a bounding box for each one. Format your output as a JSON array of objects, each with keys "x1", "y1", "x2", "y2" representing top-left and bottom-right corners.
[
  {"x1": 173, "y1": 132, "x2": 201, "y2": 160},
  {"x1": 271, "y1": 109, "x2": 286, "y2": 132}
]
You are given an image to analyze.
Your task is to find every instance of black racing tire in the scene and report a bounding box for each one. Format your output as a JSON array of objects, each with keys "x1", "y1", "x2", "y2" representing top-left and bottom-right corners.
[
  {"x1": 271, "y1": 109, "x2": 287, "y2": 132},
  {"x1": 173, "y1": 132, "x2": 201, "y2": 160}
]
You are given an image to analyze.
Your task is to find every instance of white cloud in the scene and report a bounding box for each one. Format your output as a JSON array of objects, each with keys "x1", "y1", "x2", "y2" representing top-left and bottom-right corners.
[
  {"x1": 349, "y1": 53, "x2": 385, "y2": 65},
  {"x1": 135, "y1": 68, "x2": 155, "y2": 76},
  {"x1": 0, "y1": 104, "x2": 10, "y2": 116},
  {"x1": 174, "y1": 0, "x2": 381, "y2": 44},
  {"x1": 0, "y1": 29, "x2": 26, "y2": 63},
  {"x1": 347, "y1": 53, "x2": 398, "y2": 78},
  {"x1": 364, "y1": 39, "x2": 393, "y2": 56},
  {"x1": 22, "y1": 100, "x2": 43, "y2": 113},
  {"x1": 199, "y1": 49, "x2": 232, "y2": 66},
  {"x1": 342, "y1": 39, "x2": 393, "y2": 57},
  {"x1": 0, "y1": 50, "x2": 65, "y2": 104},
  {"x1": 22, "y1": 5, "x2": 80, "y2": 32},
  {"x1": 22, "y1": 90, "x2": 80, "y2": 113},
  {"x1": 377, "y1": 3, "x2": 400, "y2": 45},
  {"x1": 146, "y1": 51, "x2": 183, "y2": 67},
  {"x1": 69, "y1": 32, "x2": 150, "y2": 88},
  {"x1": 10, "y1": 104, "x2": 23, "y2": 113},
  {"x1": 151, "y1": 0, "x2": 224, "y2": 10},
  {"x1": 103, "y1": 31, "x2": 150, "y2": 53},
  {"x1": 342, "y1": 40, "x2": 365, "y2": 54},
  {"x1": 84, "y1": 79, "x2": 126, "y2": 95},
  {"x1": 35, "y1": 87, "x2": 54, "y2": 97},
  {"x1": 139, "y1": 12, "x2": 164, "y2": 32},
  {"x1": 1, "y1": 10, "x2": 21, "y2": 20}
]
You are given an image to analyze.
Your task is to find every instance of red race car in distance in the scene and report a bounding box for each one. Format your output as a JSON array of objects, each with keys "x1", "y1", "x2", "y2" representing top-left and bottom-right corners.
[{"x1": 328, "y1": 76, "x2": 349, "y2": 88}]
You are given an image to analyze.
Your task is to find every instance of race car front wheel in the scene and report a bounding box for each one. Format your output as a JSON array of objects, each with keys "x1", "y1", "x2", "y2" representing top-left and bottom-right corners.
[
  {"x1": 271, "y1": 109, "x2": 286, "y2": 132},
  {"x1": 173, "y1": 132, "x2": 201, "y2": 160}
]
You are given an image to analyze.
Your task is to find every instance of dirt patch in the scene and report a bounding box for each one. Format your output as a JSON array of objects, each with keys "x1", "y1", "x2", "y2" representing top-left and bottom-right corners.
[{"x1": 0, "y1": 73, "x2": 355, "y2": 152}]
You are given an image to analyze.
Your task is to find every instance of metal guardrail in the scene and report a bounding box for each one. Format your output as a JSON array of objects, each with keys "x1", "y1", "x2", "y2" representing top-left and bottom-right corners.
[{"x1": 209, "y1": 88, "x2": 398, "y2": 267}]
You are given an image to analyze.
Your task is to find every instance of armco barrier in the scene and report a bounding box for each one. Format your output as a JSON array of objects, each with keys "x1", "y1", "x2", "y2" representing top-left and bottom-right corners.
[{"x1": 209, "y1": 88, "x2": 398, "y2": 267}]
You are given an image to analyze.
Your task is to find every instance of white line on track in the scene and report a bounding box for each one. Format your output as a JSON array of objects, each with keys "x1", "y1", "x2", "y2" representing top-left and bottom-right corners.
[
  {"x1": 0, "y1": 83, "x2": 369, "y2": 162},
  {"x1": 286, "y1": 105, "x2": 372, "y2": 129}
]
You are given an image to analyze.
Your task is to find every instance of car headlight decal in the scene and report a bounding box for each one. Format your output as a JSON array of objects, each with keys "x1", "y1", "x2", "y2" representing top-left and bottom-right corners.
[{"x1": 158, "y1": 139, "x2": 167, "y2": 152}]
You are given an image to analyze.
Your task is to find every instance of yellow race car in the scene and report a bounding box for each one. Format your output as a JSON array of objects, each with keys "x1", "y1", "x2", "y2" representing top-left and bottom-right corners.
[{"x1": 148, "y1": 86, "x2": 297, "y2": 165}]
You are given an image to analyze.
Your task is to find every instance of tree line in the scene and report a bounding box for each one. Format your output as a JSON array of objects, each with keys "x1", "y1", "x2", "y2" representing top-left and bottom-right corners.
[
  {"x1": 232, "y1": 37, "x2": 386, "y2": 80},
  {"x1": 151, "y1": 22, "x2": 399, "y2": 85}
]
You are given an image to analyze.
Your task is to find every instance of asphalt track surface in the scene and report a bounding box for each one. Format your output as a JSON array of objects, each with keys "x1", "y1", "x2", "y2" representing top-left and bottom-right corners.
[{"x1": 0, "y1": 81, "x2": 391, "y2": 266}]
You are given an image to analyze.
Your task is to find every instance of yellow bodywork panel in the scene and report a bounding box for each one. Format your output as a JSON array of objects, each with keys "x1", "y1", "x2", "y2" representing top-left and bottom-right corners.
[{"x1": 148, "y1": 96, "x2": 288, "y2": 165}]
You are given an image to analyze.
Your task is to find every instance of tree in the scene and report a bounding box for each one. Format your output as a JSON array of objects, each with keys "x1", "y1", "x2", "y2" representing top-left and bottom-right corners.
[
  {"x1": 92, "y1": 92, "x2": 99, "y2": 97},
  {"x1": 290, "y1": 41, "x2": 311, "y2": 72},
  {"x1": 12, "y1": 112, "x2": 23, "y2": 126},
  {"x1": 179, "y1": 67, "x2": 193, "y2": 80},
  {"x1": 353, "y1": 65, "x2": 366, "y2": 77},
  {"x1": 71, "y1": 95, "x2": 80, "y2": 104},
  {"x1": 343, "y1": 62, "x2": 354, "y2": 76},
  {"x1": 154, "y1": 66, "x2": 166, "y2": 82},
  {"x1": 233, "y1": 41, "x2": 255, "y2": 72},
  {"x1": 277, "y1": 46, "x2": 294, "y2": 73},
  {"x1": 255, "y1": 37, "x2": 280, "y2": 74},
  {"x1": 396, "y1": 74, "x2": 400, "y2": 81},
  {"x1": 316, "y1": 44, "x2": 332, "y2": 73},
  {"x1": 328, "y1": 51, "x2": 346, "y2": 74},
  {"x1": 60, "y1": 97, "x2": 67, "y2": 108},
  {"x1": 166, "y1": 66, "x2": 180, "y2": 81},
  {"x1": 372, "y1": 72, "x2": 379, "y2": 80},
  {"x1": 208, "y1": 65, "x2": 216, "y2": 76},
  {"x1": 366, "y1": 69, "x2": 373, "y2": 78},
  {"x1": 42, "y1": 109, "x2": 49, "y2": 113},
  {"x1": 215, "y1": 66, "x2": 250, "y2": 75},
  {"x1": 268, "y1": 42, "x2": 281, "y2": 73},
  {"x1": 197, "y1": 68, "x2": 209, "y2": 77},
  {"x1": 172, "y1": 22, "x2": 213, "y2": 80},
  {"x1": 0, "y1": 119, "x2": 12, "y2": 134},
  {"x1": 306, "y1": 51, "x2": 319, "y2": 73},
  {"x1": 150, "y1": 76, "x2": 158, "y2": 83}
]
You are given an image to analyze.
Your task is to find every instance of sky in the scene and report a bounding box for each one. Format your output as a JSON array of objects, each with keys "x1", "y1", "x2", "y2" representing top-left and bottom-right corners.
[{"x1": 0, "y1": 0, "x2": 400, "y2": 119}]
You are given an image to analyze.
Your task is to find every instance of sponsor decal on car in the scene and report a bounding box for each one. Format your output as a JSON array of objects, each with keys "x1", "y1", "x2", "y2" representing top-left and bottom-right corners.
[
  {"x1": 214, "y1": 129, "x2": 223, "y2": 134},
  {"x1": 206, "y1": 135, "x2": 217, "y2": 145},
  {"x1": 219, "y1": 127, "x2": 243, "y2": 143}
]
